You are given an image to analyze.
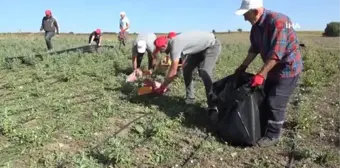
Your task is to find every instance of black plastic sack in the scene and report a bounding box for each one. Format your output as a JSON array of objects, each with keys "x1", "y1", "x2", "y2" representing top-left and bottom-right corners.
[{"x1": 202, "y1": 71, "x2": 266, "y2": 146}]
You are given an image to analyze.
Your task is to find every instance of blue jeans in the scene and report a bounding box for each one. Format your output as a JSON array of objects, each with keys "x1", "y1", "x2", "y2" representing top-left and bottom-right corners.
[{"x1": 45, "y1": 31, "x2": 55, "y2": 50}]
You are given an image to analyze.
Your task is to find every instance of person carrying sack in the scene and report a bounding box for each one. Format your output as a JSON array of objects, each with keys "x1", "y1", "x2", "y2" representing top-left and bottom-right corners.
[{"x1": 234, "y1": 0, "x2": 303, "y2": 147}]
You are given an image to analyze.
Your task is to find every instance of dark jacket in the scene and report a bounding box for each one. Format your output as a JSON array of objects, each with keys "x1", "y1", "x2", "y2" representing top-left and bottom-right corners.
[
  {"x1": 89, "y1": 31, "x2": 101, "y2": 39},
  {"x1": 41, "y1": 16, "x2": 59, "y2": 34}
]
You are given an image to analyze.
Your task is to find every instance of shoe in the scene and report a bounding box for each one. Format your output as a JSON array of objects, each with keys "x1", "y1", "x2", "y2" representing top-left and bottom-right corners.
[
  {"x1": 256, "y1": 136, "x2": 280, "y2": 147},
  {"x1": 207, "y1": 107, "x2": 218, "y2": 124},
  {"x1": 185, "y1": 97, "x2": 195, "y2": 105}
]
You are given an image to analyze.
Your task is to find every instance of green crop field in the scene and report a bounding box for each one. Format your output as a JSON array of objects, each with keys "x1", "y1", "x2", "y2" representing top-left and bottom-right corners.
[{"x1": 0, "y1": 32, "x2": 339, "y2": 168}]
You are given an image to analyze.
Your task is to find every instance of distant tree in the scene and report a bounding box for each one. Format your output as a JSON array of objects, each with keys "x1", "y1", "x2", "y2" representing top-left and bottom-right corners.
[
  {"x1": 69, "y1": 32, "x2": 74, "y2": 35},
  {"x1": 212, "y1": 29, "x2": 216, "y2": 34},
  {"x1": 228, "y1": 30, "x2": 231, "y2": 34},
  {"x1": 237, "y1": 28, "x2": 242, "y2": 33},
  {"x1": 323, "y1": 22, "x2": 340, "y2": 37}
]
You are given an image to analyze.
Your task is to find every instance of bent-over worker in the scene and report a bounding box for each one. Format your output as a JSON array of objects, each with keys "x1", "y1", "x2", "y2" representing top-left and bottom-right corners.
[
  {"x1": 126, "y1": 32, "x2": 158, "y2": 82},
  {"x1": 88, "y1": 29, "x2": 102, "y2": 46},
  {"x1": 153, "y1": 31, "x2": 222, "y2": 121}
]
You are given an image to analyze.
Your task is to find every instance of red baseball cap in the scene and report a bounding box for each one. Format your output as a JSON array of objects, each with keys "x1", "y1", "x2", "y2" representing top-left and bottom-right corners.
[
  {"x1": 95, "y1": 29, "x2": 101, "y2": 34},
  {"x1": 154, "y1": 36, "x2": 168, "y2": 49},
  {"x1": 45, "y1": 10, "x2": 52, "y2": 16},
  {"x1": 167, "y1": 32, "x2": 176, "y2": 38}
]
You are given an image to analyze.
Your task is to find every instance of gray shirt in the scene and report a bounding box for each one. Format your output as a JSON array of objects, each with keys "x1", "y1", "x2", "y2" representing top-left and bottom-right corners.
[
  {"x1": 168, "y1": 31, "x2": 216, "y2": 60},
  {"x1": 132, "y1": 33, "x2": 157, "y2": 55}
]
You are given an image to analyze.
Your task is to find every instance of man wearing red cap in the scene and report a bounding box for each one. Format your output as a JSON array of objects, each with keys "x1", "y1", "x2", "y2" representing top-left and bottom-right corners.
[
  {"x1": 234, "y1": 0, "x2": 303, "y2": 147},
  {"x1": 40, "y1": 9, "x2": 59, "y2": 51},
  {"x1": 88, "y1": 29, "x2": 102, "y2": 46},
  {"x1": 167, "y1": 32, "x2": 177, "y2": 38},
  {"x1": 160, "y1": 32, "x2": 182, "y2": 66},
  {"x1": 153, "y1": 31, "x2": 221, "y2": 120}
]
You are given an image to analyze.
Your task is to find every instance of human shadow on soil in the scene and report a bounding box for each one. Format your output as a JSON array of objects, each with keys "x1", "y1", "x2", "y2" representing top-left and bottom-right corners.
[
  {"x1": 112, "y1": 62, "x2": 172, "y2": 79},
  {"x1": 115, "y1": 80, "x2": 212, "y2": 132},
  {"x1": 332, "y1": 136, "x2": 340, "y2": 148},
  {"x1": 334, "y1": 138, "x2": 340, "y2": 149},
  {"x1": 113, "y1": 61, "x2": 133, "y2": 75}
]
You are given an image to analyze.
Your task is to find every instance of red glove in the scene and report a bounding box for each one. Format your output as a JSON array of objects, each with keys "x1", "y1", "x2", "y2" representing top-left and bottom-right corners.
[
  {"x1": 153, "y1": 84, "x2": 168, "y2": 95},
  {"x1": 251, "y1": 74, "x2": 265, "y2": 87}
]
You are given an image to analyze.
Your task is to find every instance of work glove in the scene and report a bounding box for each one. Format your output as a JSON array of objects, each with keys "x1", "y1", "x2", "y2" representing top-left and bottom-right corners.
[
  {"x1": 250, "y1": 74, "x2": 265, "y2": 87},
  {"x1": 153, "y1": 84, "x2": 168, "y2": 95}
]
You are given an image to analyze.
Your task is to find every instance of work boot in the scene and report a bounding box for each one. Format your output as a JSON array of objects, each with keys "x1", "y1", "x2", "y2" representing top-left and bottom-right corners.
[{"x1": 256, "y1": 136, "x2": 280, "y2": 147}]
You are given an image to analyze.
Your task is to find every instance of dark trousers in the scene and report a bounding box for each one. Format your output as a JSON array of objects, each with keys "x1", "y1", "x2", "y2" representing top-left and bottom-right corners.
[
  {"x1": 136, "y1": 52, "x2": 153, "y2": 70},
  {"x1": 262, "y1": 74, "x2": 300, "y2": 138},
  {"x1": 44, "y1": 31, "x2": 55, "y2": 50},
  {"x1": 182, "y1": 39, "x2": 221, "y2": 108}
]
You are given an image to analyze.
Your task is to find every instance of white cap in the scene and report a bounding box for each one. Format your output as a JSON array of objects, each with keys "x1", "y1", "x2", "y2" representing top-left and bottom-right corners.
[
  {"x1": 137, "y1": 40, "x2": 147, "y2": 53},
  {"x1": 235, "y1": 0, "x2": 263, "y2": 15},
  {"x1": 120, "y1": 11, "x2": 126, "y2": 16}
]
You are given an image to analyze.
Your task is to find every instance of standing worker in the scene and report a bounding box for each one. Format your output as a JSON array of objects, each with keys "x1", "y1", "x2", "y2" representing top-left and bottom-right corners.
[
  {"x1": 234, "y1": 0, "x2": 303, "y2": 147},
  {"x1": 152, "y1": 31, "x2": 221, "y2": 120},
  {"x1": 126, "y1": 32, "x2": 157, "y2": 82},
  {"x1": 88, "y1": 29, "x2": 102, "y2": 46},
  {"x1": 40, "y1": 9, "x2": 59, "y2": 51},
  {"x1": 118, "y1": 11, "x2": 130, "y2": 48}
]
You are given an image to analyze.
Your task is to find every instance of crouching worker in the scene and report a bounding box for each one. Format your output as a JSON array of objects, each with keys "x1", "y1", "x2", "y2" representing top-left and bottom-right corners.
[
  {"x1": 234, "y1": 0, "x2": 303, "y2": 147},
  {"x1": 88, "y1": 29, "x2": 102, "y2": 46},
  {"x1": 152, "y1": 31, "x2": 221, "y2": 120},
  {"x1": 126, "y1": 32, "x2": 158, "y2": 82}
]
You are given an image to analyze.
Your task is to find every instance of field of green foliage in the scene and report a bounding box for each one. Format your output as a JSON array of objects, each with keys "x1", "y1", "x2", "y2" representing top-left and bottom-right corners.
[{"x1": 0, "y1": 32, "x2": 339, "y2": 168}]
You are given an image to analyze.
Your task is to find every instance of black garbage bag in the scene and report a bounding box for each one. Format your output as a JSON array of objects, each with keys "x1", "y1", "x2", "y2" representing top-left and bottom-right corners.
[{"x1": 202, "y1": 71, "x2": 266, "y2": 146}]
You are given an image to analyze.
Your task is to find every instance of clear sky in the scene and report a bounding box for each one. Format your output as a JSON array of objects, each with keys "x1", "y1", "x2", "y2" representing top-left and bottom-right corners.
[{"x1": 1, "y1": 0, "x2": 339, "y2": 33}]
